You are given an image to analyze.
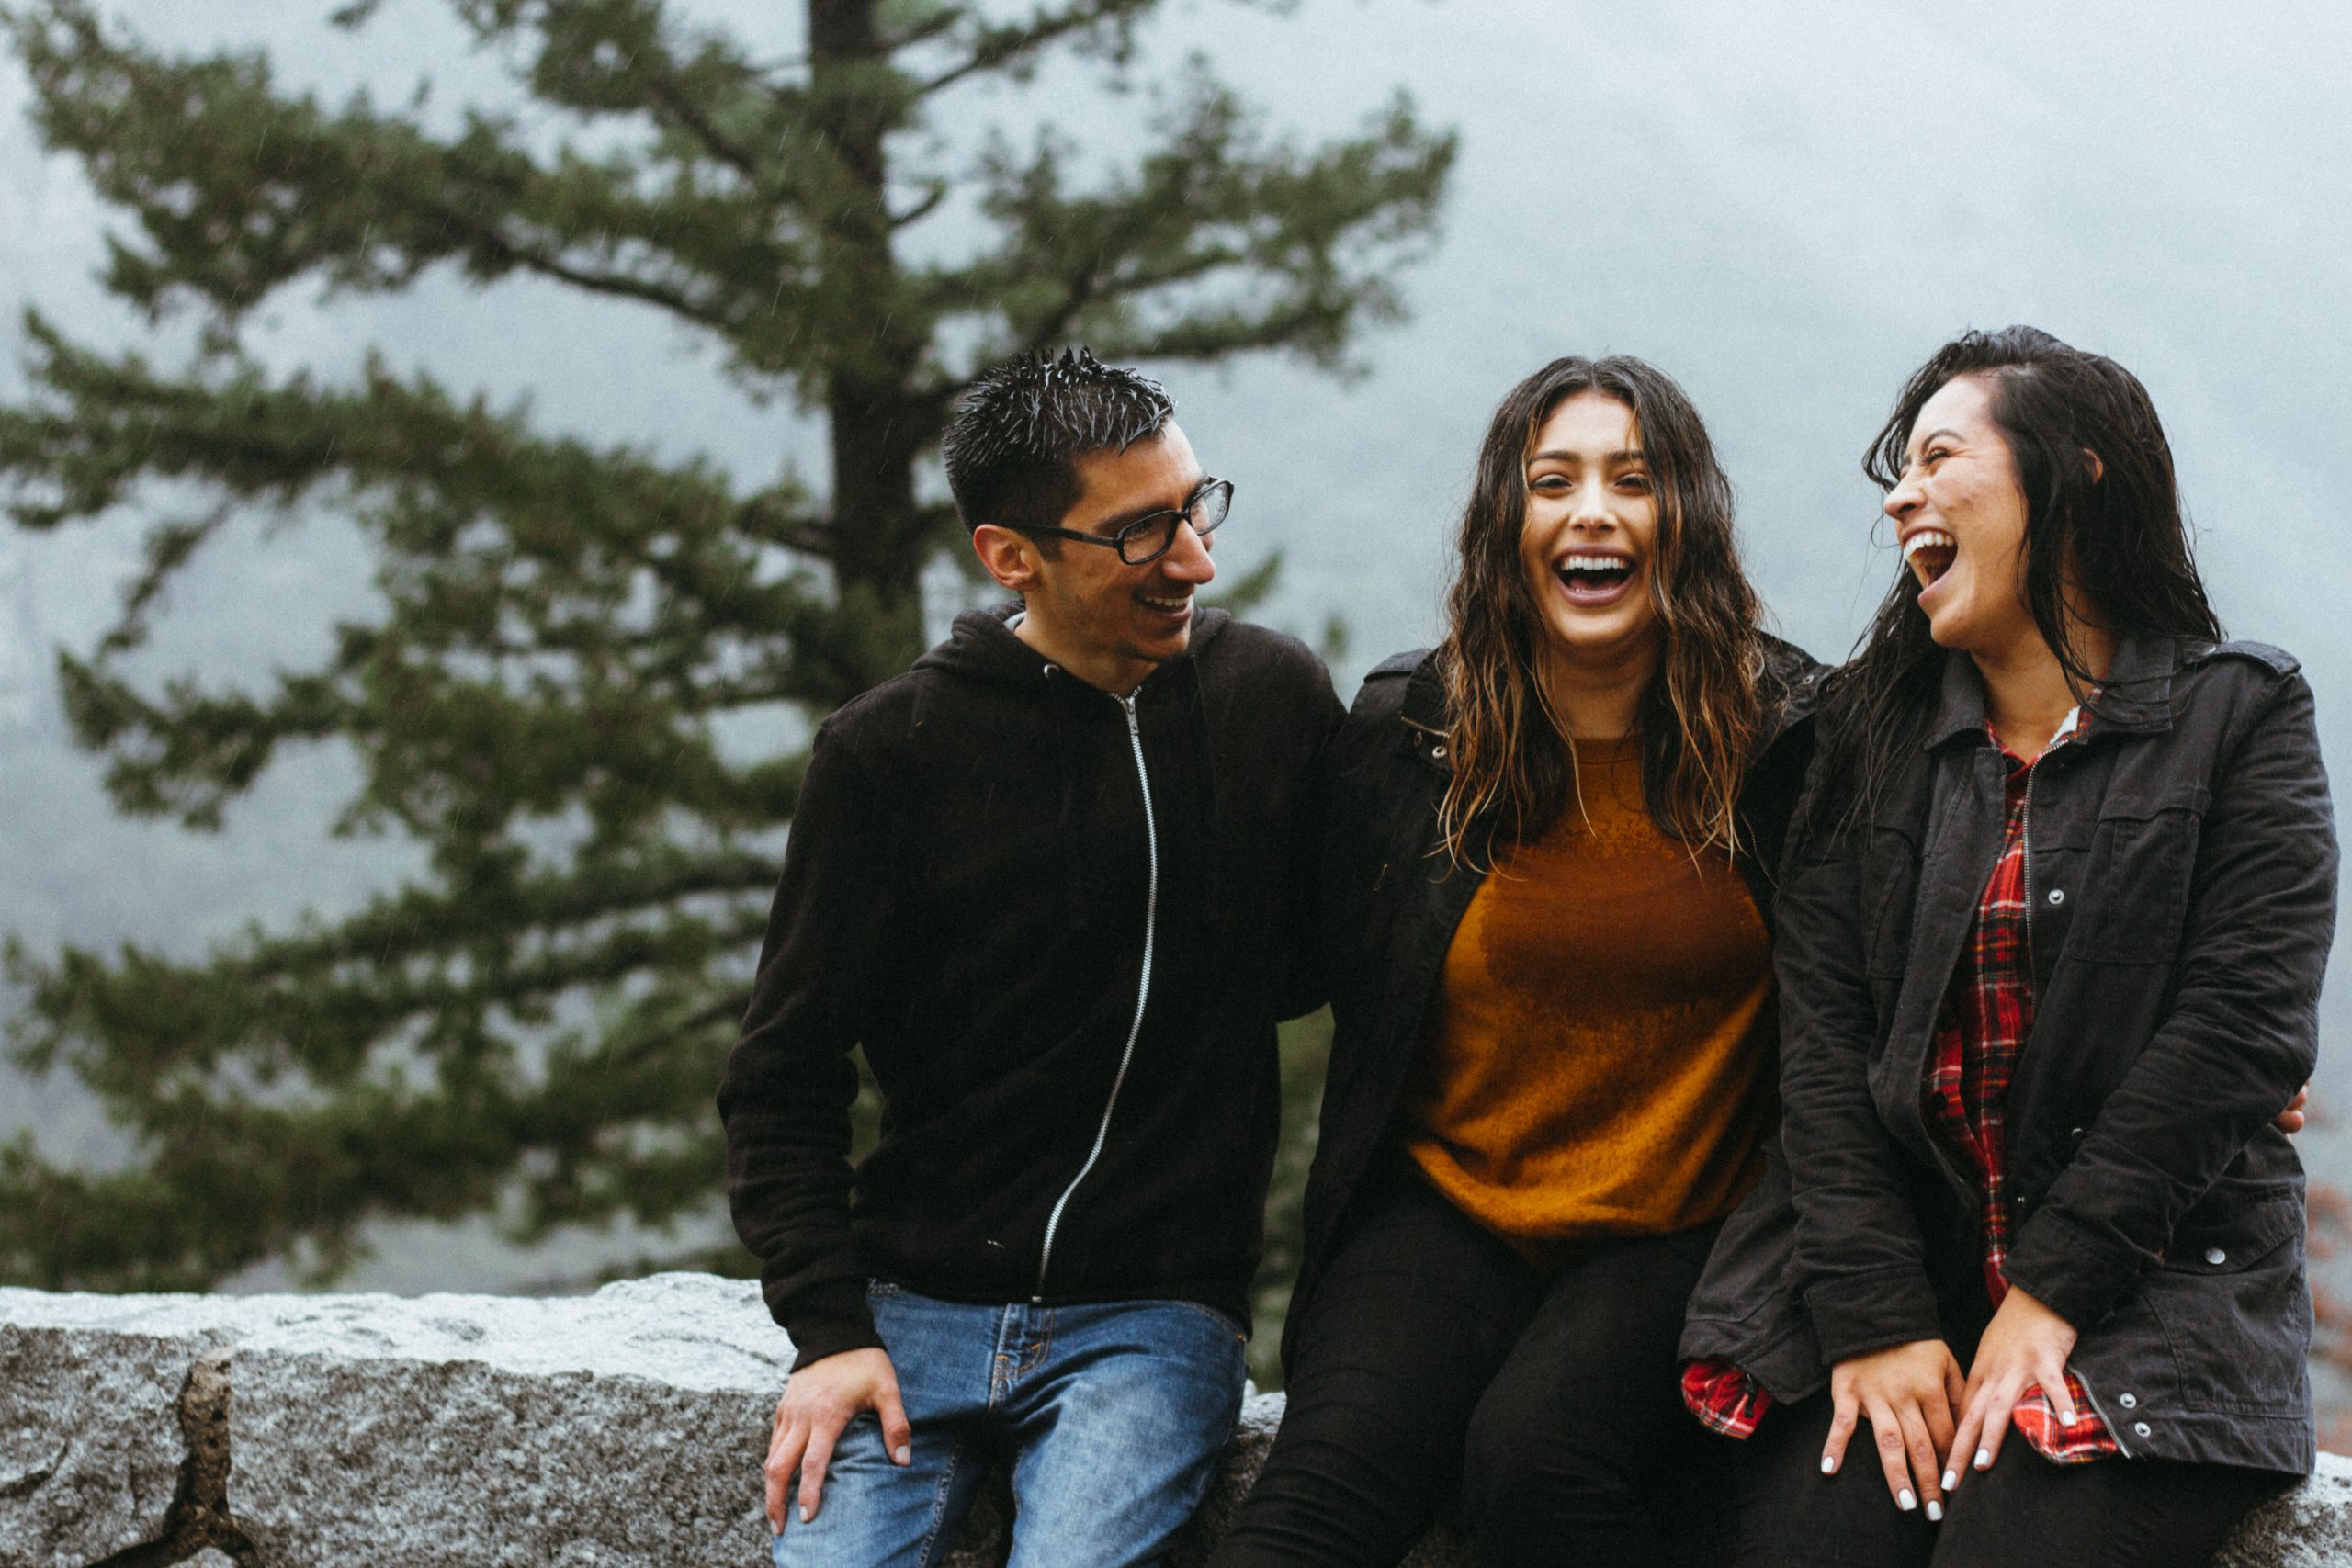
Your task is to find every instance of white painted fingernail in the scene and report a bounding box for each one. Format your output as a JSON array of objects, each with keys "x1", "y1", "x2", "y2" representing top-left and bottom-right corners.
[
  {"x1": 1974, "y1": 1448, "x2": 1992, "y2": 1471},
  {"x1": 894, "y1": 1445, "x2": 911, "y2": 1465},
  {"x1": 1926, "y1": 1500, "x2": 1943, "y2": 1522},
  {"x1": 1821, "y1": 1453, "x2": 1837, "y2": 1474},
  {"x1": 1941, "y1": 1469, "x2": 1958, "y2": 1491},
  {"x1": 800, "y1": 1505, "x2": 811, "y2": 1523},
  {"x1": 1899, "y1": 1488, "x2": 1917, "y2": 1512}
]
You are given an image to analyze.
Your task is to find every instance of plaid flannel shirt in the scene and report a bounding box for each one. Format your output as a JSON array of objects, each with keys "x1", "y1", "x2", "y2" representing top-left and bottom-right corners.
[{"x1": 1684, "y1": 712, "x2": 2120, "y2": 1463}]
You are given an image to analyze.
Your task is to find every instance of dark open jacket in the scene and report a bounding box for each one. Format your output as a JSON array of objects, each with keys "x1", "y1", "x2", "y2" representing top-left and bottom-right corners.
[
  {"x1": 1681, "y1": 634, "x2": 2337, "y2": 1473},
  {"x1": 1287, "y1": 637, "x2": 1823, "y2": 1371},
  {"x1": 718, "y1": 605, "x2": 1340, "y2": 1368}
]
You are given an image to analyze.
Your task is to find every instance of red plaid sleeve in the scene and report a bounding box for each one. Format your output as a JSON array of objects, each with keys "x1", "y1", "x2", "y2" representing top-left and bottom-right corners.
[
  {"x1": 1681, "y1": 1358, "x2": 1773, "y2": 1438},
  {"x1": 2010, "y1": 1370, "x2": 2123, "y2": 1463}
]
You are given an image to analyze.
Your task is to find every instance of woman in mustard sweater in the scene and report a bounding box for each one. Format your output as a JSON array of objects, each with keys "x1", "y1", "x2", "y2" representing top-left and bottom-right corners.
[{"x1": 1210, "y1": 355, "x2": 1822, "y2": 1566}]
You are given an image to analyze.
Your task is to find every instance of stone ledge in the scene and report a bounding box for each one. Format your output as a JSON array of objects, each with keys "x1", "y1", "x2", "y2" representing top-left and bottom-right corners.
[{"x1": 1, "y1": 1274, "x2": 2341, "y2": 1567}]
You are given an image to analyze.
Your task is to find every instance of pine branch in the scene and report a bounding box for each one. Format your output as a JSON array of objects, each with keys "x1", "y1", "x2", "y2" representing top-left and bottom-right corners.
[
  {"x1": 9, "y1": 1, "x2": 819, "y2": 369},
  {"x1": 917, "y1": 0, "x2": 1158, "y2": 95},
  {"x1": 934, "y1": 72, "x2": 1453, "y2": 378}
]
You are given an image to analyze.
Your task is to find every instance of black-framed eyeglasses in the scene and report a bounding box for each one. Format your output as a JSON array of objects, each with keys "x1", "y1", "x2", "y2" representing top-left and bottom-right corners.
[{"x1": 1014, "y1": 478, "x2": 1233, "y2": 566}]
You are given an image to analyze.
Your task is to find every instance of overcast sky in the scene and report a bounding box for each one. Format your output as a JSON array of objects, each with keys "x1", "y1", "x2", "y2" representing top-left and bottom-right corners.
[{"x1": 6, "y1": 0, "x2": 2352, "y2": 1283}]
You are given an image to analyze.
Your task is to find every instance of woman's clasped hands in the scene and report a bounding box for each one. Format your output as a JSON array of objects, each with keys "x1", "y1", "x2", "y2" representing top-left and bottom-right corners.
[{"x1": 1821, "y1": 1284, "x2": 2080, "y2": 1522}]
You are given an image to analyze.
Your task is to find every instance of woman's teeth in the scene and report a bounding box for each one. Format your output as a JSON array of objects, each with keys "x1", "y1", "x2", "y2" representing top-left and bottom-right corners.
[
  {"x1": 1903, "y1": 530, "x2": 1957, "y2": 583},
  {"x1": 1555, "y1": 553, "x2": 1633, "y2": 587}
]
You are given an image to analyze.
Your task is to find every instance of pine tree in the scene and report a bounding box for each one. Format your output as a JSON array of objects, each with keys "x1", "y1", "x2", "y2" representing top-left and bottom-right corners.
[{"x1": 0, "y1": 0, "x2": 1452, "y2": 1289}]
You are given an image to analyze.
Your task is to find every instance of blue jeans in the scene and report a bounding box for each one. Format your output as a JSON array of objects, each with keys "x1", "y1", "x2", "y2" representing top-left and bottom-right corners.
[{"x1": 773, "y1": 1282, "x2": 1249, "y2": 1568}]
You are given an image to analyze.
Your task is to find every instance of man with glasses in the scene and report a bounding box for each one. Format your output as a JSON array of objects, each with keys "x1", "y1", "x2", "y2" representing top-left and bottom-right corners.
[{"x1": 720, "y1": 348, "x2": 1342, "y2": 1566}]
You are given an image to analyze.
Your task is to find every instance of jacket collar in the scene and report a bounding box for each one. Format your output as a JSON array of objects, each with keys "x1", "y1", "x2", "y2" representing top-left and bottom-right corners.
[
  {"x1": 2086, "y1": 630, "x2": 2179, "y2": 735},
  {"x1": 1922, "y1": 630, "x2": 2177, "y2": 750},
  {"x1": 1399, "y1": 654, "x2": 1449, "y2": 739}
]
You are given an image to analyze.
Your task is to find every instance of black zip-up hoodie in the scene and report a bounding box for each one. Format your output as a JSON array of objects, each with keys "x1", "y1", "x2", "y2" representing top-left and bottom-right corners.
[{"x1": 718, "y1": 604, "x2": 1341, "y2": 1367}]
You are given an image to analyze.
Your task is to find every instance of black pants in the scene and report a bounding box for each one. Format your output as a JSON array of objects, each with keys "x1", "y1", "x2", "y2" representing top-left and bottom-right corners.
[
  {"x1": 1728, "y1": 1384, "x2": 2292, "y2": 1568},
  {"x1": 1210, "y1": 1159, "x2": 1729, "y2": 1568}
]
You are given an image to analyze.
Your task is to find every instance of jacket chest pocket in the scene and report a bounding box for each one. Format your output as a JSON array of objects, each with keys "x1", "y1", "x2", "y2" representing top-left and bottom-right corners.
[{"x1": 2068, "y1": 804, "x2": 2203, "y2": 964}]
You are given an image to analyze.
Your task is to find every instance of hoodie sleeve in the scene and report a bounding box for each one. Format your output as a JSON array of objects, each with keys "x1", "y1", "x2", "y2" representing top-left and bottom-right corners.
[
  {"x1": 1275, "y1": 655, "x2": 1349, "y2": 1021},
  {"x1": 718, "y1": 716, "x2": 899, "y2": 1369}
]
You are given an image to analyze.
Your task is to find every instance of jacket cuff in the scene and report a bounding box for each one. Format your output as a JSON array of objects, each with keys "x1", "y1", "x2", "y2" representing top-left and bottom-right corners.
[
  {"x1": 775, "y1": 1278, "x2": 884, "y2": 1372},
  {"x1": 2003, "y1": 1208, "x2": 2144, "y2": 1331},
  {"x1": 1804, "y1": 1265, "x2": 1944, "y2": 1365}
]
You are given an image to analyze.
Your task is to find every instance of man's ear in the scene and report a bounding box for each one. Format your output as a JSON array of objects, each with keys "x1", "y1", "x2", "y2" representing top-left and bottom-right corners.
[{"x1": 971, "y1": 524, "x2": 1042, "y2": 593}]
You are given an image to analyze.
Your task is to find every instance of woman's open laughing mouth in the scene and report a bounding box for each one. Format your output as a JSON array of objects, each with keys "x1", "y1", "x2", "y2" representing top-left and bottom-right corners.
[
  {"x1": 1552, "y1": 549, "x2": 1637, "y2": 608},
  {"x1": 1903, "y1": 528, "x2": 1957, "y2": 603}
]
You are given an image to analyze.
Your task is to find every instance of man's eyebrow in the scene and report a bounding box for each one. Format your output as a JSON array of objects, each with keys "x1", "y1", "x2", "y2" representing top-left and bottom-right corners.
[
  {"x1": 1082, "y1": 481, "x2": 1204, "y2": 534},
  {"x1": 1527, "y1": 447, "x2": 1646, "y2": 465}
]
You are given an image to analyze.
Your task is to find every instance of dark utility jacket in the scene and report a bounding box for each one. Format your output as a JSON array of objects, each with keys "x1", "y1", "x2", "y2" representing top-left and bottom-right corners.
[
  {"x1": 1287, "y1": 638, "x2": 1824, "y2": 1371},
  {"x1": 1681, "y1": 634, "x2": 2337, "y2": 1473},
  {"x1": 718, "y1": 605, "x2": 1341, "y2": 1368}
]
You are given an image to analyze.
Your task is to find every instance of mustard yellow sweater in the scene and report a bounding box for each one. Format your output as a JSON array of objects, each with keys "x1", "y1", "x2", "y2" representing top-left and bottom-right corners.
[{"x1": 1402, "y1": 734, "x2": 1773, "y2": 1248}]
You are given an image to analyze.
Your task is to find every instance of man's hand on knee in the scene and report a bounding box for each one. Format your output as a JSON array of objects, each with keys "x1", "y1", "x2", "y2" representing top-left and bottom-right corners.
[{"x1": 765, "y1": 1346, "x2": 912, "y2": 1532}]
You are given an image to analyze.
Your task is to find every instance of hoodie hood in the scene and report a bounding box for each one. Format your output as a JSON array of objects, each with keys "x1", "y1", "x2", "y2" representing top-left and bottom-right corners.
[{"x1": 916, "y1": 600, "x2": 1233, "y2": 690}]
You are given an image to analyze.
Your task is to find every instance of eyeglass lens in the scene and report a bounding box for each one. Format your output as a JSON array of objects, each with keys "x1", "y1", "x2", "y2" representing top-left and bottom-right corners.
[{"x1": 1118, "y1": 480, "x2": 1232, "y2": 564}]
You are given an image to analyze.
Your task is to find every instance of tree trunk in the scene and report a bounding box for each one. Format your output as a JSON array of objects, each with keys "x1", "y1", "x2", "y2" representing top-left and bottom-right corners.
[{"x1": 810, "y1": 0, "x2": 932, "y2": 689}]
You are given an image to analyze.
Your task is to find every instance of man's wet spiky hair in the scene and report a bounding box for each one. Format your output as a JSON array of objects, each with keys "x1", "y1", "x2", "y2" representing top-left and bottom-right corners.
[{"x1": 944, "y1": 347, "x2": 1175, "y2": 534}]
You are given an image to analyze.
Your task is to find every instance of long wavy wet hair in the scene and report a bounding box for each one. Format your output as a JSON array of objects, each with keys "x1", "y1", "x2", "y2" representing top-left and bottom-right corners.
[
  {"x1": 1823, "y1": 326, "x2": 2222, "y2": 823},
  {"x1": 1436, "y1": 355, "x2": 1767, "y2": 865}
]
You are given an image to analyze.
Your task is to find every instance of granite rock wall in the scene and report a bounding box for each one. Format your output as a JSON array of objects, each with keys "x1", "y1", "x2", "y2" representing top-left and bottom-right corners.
[{"x1": 3, "y1": 1274, "x2": 2343, "y2": 1567}]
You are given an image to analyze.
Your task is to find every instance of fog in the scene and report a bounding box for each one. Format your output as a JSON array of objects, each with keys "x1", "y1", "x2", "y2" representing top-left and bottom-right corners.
[{"x1": 6, "y1": 0, "x2": 2351, "y2": 1287}]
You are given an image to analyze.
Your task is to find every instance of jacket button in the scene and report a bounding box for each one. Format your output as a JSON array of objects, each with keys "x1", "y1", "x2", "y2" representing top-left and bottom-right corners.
[
  {"x1": 2119, "y1": 1393, "x2": 2138, "y2": 1409},
  {"x1": 2133, "y1": 1421, "x2": 2153, "y2": 1438},
  {"x1": 2047, "y1": 887, "x2": 2065, "y2": 906},
  {"x1": 2204, "y1": 1247, "x2": 2228, "y2": 1266},
  {"x1": 1430, "y1": 744, "x2": 1446, "y2": 759}
]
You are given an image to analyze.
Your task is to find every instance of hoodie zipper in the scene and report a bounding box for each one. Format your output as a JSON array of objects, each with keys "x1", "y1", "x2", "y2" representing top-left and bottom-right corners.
[{"x1": 1034, "y1": 690, "x2": 1159, "y2": 1301}]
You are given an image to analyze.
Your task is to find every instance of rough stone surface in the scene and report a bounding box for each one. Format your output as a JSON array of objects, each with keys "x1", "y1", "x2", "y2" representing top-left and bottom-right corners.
[
  {"x1": 0, "y1": 1289, "x2": 273, "y2": 1568},
  {"x1": 2217, "y1": 1452, "x2": 2352, "y2": 1568},
  {"x1": 227, "y1": 1273, "x2": 786, "y2": 1568},
  {"x1": 4, "y1": 1275, "x2": 2347, "y2": 1567}
]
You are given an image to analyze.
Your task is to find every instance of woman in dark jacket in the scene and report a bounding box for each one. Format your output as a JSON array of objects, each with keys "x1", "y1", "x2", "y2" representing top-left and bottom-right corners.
[
  {"x1": 1686, "y1": 326, "x2": 2336, "y2": 1567},
  {"x1": 1209, "y1": 355, "x2": 1820, "y2": 1567}
]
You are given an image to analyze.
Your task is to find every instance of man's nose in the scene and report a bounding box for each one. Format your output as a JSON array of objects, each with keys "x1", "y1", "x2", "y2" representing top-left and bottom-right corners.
[{"x1": 1159, "y1": 520, "x2": 1216, "y2": 584}]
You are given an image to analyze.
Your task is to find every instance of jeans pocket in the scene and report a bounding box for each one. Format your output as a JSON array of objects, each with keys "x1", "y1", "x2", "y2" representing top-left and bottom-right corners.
[{"x1": 1172, "y1": 1300, "x2": 1249, "y2": 1342}]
